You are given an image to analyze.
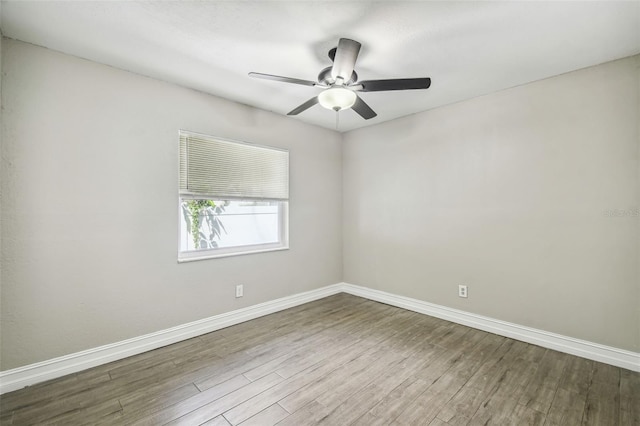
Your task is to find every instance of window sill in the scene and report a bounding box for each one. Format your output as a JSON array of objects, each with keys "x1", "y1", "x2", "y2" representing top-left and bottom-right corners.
[{"x1": 178, "y1": 245, "x2": 289, "y2": 263}]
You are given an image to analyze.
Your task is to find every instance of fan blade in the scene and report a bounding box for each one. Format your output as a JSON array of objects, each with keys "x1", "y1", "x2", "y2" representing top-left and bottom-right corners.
[
  {"x1": 328, "y1": 47, "x2": 337, "y2": 62},
  {"x1": 352, "y1": 95, "x2": 377, "y2": 120},
  {"x1": 249, "y1": 72, "x2": 319, "y2": 87},
  {"x1": 287, "y1": 96, "x2": 319, "y2": 115},
  {"x1": 358, "y1": 78, "x2": 431, "y2": 92},
  {"x1": 331, "y1": 38, "x2": 361, "y2": 83}
]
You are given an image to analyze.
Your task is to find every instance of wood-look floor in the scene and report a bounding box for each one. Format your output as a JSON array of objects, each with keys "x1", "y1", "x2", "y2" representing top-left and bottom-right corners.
[{"x1": 1, "y1": 294, "x2": 638, "y2": 425}]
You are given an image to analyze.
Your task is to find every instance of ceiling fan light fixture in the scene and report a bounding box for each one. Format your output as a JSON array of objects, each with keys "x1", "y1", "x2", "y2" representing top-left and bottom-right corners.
[{"x1": 318, "y1": 87, "x2": 356, "y2": 111}]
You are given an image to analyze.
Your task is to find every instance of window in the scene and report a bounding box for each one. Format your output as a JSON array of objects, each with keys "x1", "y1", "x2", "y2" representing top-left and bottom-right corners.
[{"x1": 178, "y1": 131, "x2": 289, "y2": 261}]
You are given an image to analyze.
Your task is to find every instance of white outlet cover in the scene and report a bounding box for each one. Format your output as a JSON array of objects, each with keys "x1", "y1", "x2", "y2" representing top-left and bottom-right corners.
[{"x1": 458, "y1": 285, "x2": 468, "y2": 298}]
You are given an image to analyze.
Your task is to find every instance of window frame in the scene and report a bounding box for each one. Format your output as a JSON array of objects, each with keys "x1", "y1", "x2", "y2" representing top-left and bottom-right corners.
[{"x1": 177, "y1": 131, "x2": 289, "y2": 262}]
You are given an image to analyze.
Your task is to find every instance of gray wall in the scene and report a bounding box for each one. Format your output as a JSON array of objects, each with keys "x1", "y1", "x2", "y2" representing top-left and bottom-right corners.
[
  {"x1": 343, "y1": 55, "x2": 640, "y2": 352},
  {"x1": 0, "y1": 39, "x2": 343, "y2": 370},
  {"x1": 2, "y1": 37, "x2": 638, "y2": 371}
]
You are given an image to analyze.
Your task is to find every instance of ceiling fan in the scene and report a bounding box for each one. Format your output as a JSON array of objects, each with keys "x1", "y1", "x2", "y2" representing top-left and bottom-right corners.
[{"x1": 249, "y1": 38, "x2": 431, "y2": 120}]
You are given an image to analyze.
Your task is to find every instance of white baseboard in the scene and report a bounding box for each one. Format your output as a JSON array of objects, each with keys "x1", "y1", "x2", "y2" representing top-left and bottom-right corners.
[
  {"x1": 2, "y1": 282, "x2": 637, "y2": 395},
  {"x1": 339, "y1": 282, "x2": 640, "y2": 373},
  {"x1": 0, "y1": 283, "x2": 344, "y2": 395}
]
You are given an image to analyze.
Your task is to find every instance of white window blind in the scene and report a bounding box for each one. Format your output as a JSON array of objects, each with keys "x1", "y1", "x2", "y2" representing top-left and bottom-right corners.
[{"x1": 180, "y1": 131, "x2": 289, "y2": 200}]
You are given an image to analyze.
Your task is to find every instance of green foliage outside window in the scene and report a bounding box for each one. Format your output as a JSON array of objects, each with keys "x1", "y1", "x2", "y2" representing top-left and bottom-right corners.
[{"x1": 181, "y1": 199, "x2": 226, "y2": 249}]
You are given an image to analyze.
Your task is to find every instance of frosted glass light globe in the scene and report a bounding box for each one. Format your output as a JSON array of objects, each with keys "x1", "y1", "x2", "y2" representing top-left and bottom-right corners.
[{"x1": 318, "y1": 87, "x2": 357, "y2": 111}]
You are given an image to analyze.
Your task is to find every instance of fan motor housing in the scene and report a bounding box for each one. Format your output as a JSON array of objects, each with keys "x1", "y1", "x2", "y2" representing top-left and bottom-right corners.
[{"x1": 317, "y1": 67, "x2": 357, "y2": 86}]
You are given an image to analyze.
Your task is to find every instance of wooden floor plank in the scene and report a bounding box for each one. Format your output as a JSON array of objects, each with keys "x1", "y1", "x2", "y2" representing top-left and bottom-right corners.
[
  {"x1": 467, "y1": 394, "x2": 520, "y2": 425},
  {"x1": 519, "y1": 349, "x2": 568, "y2": 414},
  {"x1": 583, "y1": 360, "x2": 622, "y2": 426},
  {"x1": 13, "y1": 398, "x2": 122, "y2": 425},
  {"x1": 0, "y1": 410, "x2": 13, "y2": 426},
  {"x1": 0, "y1": 368, "x2": 112, "y2": 414},
  {"x1": 352, "y1": 377, "x2": 431, "y2": 426},
  {"x1": 313, "y1": 331, "x2": 431, "y2": 410},
  {"x1": 206, "y1": 295, "x2": 371, "y2": 357},
  {"x1": 164, "y1": 373, "x2": 283, "y2": 425},
  {"x1": 223, "y1": 330, "x2": 404, "y2": 424},
  {"x1": 434, "y1": 335, "x2": 512, "y2": 424},
  {"x1": 275, "y1": 400, "x2": 331, "y2": 426},
  {"x1": 225, "y1": 311, "x2": 424, "y2": 424},
  {"x1": 278, "y1": 345, "x2": 399, "y2": 414},
  {"x1": 312, "y1": 336, "x2": 447, "y2": 425},
  {"x1": 201, "y1": 415, "x2": 232, "y2": 426},
  {"x1": 0, "y1": 294, "x2": 635, "y2": 426},
  {"x1": 125, "y1": 374, "x2": 252, "y2": 424},
  {"x1": 558, "y1": 355, "x2": 593, "y2": 395},
  {"x1": 436, "y1": 384, "x2": 486, "y2": 426},
  {"x1": 463, "y1": 339, "x2": 528, "y2": 391},
  {"x1": 315, "y1": 354, "x2": 433, "y2": 425},
  {"x1": 582, "y1": 377, "x2": 621, "y2": 426},
  {"x1": 391, "y1": 374, "x2": 466, "y2": 425},
  {"x1": 544, "y1": 388, "x2": 586, "y2": 426},
  {"x1": 509, "y1": 403, "x2": 547, "y2": 425},
  {"x1": 119, "y1": 382, "x2": 200, "y2": 414},
  {"x1": 620, "y1": 368, "x2": 640, "y2": 426},
  {"x1": 195, "y1": 302, "x2": 394, "y2": 391},
  {"x1": 236, "y1": 402, "x2": 289, "y2": 426}
]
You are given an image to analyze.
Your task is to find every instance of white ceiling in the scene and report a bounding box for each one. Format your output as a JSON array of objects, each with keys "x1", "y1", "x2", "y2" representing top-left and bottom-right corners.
[{"x1": 1, "y1": 1, "x2": 639, "y2": 132}]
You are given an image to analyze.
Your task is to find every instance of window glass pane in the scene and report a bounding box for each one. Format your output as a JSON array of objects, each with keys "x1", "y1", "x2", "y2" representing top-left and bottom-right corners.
[{"x1": 180, "y1": 199, "x2": 283, "y2": 253}]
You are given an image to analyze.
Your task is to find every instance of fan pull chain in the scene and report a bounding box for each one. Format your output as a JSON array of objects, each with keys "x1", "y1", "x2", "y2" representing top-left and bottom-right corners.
[{"x1": 335, "y1": 109, "x2": 339, "y2": 130}]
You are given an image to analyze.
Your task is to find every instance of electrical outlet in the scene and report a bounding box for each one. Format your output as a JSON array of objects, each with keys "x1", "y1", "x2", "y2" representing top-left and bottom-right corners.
[
  {"x1": 235, "y1": 285, "x2": 243, "y2": 298},
  {"x1": 458, "y1": 285, "x2": 468, "y2": 298}
]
